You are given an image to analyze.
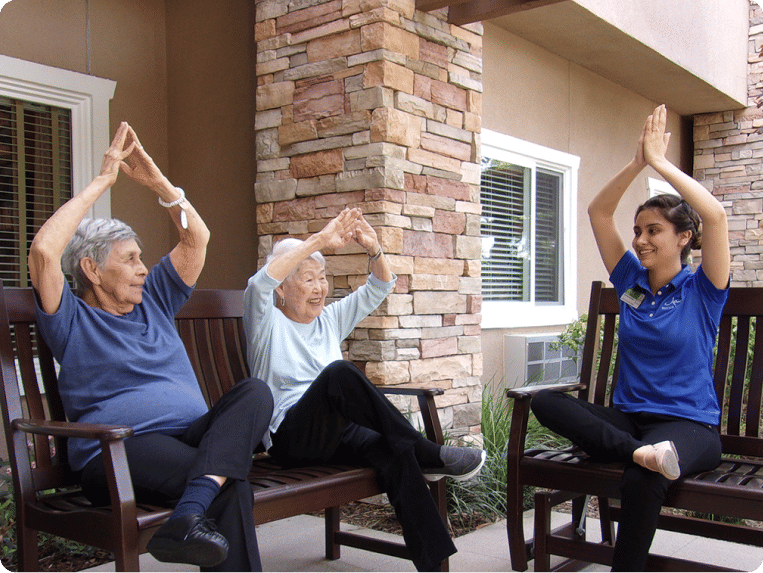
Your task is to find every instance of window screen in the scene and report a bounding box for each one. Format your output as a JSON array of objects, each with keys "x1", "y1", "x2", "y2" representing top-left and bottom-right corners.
[
  {"x1": 481, "y1": 159, "x2": 563, "y2": 304},
  {"x1": 0, "y1": 97, "x2": 72, "y2": 287}
]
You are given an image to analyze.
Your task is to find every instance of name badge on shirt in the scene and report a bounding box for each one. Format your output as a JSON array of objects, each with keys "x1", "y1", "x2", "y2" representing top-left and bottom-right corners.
[{"x1": 621, "y1": 287, "x2": 646, "y2": 309}]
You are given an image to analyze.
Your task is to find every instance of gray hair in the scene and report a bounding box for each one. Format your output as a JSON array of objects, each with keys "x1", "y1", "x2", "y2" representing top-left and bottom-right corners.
[
  {"x1": 267, "y1": 238, "x2": 325, "y2": 279},
  {"x1": 62, "y1": 218, "x2": 141, "y2": 295}
]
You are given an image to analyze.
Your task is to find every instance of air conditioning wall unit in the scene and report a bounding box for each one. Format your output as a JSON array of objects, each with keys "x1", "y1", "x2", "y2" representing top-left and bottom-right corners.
[{"x1": 503, "y1": 333, "x2": 580, "y2": 390}]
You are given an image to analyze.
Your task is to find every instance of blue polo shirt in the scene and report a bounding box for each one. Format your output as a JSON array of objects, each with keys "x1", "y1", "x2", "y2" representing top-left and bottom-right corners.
[
  {"x1": 609, "y1": 251, "x2": 729, "y2": 426},
  {"x1": 35, "y1": 256, "x2": 209, "y2": 470}
]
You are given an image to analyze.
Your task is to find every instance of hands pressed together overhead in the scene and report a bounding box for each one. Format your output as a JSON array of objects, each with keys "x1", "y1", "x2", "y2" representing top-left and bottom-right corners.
[
  {"x1": 317, "y1": 207, "x2": 381, "y2": 255},
  {"x1": 100, "y1": 121, "x2": 169, "y2": 192},
  {"x1": 634, "y1": 104, "x2": 672, "y2": 169}
]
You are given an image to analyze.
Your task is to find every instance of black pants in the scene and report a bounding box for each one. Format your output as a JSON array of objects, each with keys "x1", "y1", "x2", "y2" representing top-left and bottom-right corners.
[
  {"x1": 81, "y1": 378, "x2": 274, "y2": 572},
  {"x1": 268, "y1": 360, "x2": 457, "y2": 572},
  {"x1": 531, "y1": 389, "x2": 721, "y2": 572}
]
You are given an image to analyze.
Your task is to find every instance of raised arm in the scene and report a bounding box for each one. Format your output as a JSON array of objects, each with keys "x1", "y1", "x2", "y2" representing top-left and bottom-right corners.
[
  {"x1": 587, "y1": 122, "x2": 647, "y2": 274},
  {"x1": 352, "y1": 212, "x2": 393, "y2": 282},
  {"x1": 29, "y1": 122, "x2": 136, "y2": 314},
  {"x1": 643, "y1": 105, "x2": 730, "y2": 289},
  {"x1": 120, "y1": 127, "x2": 210, "y2": 287},
  {"x1": 266, "y1": 208, "x2": 357, "y2": 283}
]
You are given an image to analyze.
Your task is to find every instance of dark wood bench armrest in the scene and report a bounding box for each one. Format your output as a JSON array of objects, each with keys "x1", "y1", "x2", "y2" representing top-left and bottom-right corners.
[
  {"x1": 379, "y1": 387, "x2": 445, "y2": 445},
  {"x1": 379, "y1": 387, "x2": 445, "y2": 397},
  {"x1": 13, "y1": 418, "x2": 134, "y2": 441},
  {"x1": 506, "y1": 382, "x2": 587, "y2": 400}
]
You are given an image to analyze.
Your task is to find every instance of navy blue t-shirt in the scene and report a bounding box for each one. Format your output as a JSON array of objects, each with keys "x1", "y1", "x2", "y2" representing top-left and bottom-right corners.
[
  {"x1": 609, "y1": 251, "x2": 729, "y2": 426},
  {"x1": 35, "y1": 255, "x2": 208, "y2": 470}
]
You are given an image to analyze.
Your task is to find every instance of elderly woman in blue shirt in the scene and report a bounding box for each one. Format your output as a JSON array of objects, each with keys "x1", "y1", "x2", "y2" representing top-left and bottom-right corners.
[
  {"x1": 531, "y1": 105, "x2": 730, "y2": 572},
  {"x1": 244, "y1": 207, "x2": 486, "y2": 571},
  {"x1": 29, "y1": 122, "x2": 273, "y2": 571}
]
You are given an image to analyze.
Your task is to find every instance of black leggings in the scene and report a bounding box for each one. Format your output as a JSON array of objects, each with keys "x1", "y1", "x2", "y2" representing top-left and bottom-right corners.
[
  {"x1": 81, "y1": 378, "x2": 273, "y2": 572},
  {"x1": 531, "y1": 389, "x2": 721, "y2": 572},
  {"x1": 269, "y1": 360, "x2": 457, "y2": 572}
]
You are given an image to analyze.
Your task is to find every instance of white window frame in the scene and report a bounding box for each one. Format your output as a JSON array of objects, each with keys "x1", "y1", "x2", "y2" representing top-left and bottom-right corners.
[
  {"x1": 0, "y1": 54, "x2": 116, "y2": 218},
  {"x1": 647, "y1": 176, "x2": 679, "y2": 198},
  {"x1": 481, "y1": 129, "x2": 580, "y2": 329}
]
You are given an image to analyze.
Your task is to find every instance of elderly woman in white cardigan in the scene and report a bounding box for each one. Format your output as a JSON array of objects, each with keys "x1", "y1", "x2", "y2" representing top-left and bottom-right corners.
[{"x1": 243, "y1": 207, "x2": 485, "y2": 571}]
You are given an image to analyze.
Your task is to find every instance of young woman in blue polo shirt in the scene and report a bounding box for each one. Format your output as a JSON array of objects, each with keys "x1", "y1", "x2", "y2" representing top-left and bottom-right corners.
[{"x1": 531, "y1": 104, "x2": 730, "y2": 571}]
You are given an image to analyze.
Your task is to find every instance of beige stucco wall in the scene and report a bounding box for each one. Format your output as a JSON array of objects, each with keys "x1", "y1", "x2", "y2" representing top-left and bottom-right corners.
[
  {"x1": 480, "y1": 21, "x2": 687, "y2": 386},
  {"x1": 0, "y1": 0, "x2": 256, "y2": 288},
  {"x1": 576, "y1": 0, "x2": 749, "y2": 105}
]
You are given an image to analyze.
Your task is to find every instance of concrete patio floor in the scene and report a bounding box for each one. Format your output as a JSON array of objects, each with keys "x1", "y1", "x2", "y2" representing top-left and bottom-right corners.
[{"x1": 86, "y1": 509, "x2": 763, "y2": 572}]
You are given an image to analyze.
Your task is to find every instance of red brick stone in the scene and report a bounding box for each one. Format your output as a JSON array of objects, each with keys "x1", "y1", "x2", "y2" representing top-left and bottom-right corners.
[
  {"x1": 443, "y1": 314, "x2": 456, "y2": 326},
  {"x1": 405, "y1": 173, "x2": 427, "y2": 194},
  {"x1": 290, "y1": 148, "x2": 344, "y2": 178},
  {"x1": 426, "y1": 177, "x2": 471, "y2": 201},
  {"x1": 293, "y1": 79, "x2": 344, "y2": 122},
  {"x1": 420, "y1": 337, "x2": 458, "y2": 359},
  {"x1": 432, "y1": 211, "x2": 466, "y2": 234},
  {"x1": 307, "y1": 29, "x2": 361, "y2": 62},
  {"x1": 255, "y1": 19, "x2": 276, "y2": 42},
  {"x1": 463, "y1": 324, "x2": 481, "y2": 336},
  {"x1": 414, "y1": 74, "x2": 432, "y2": 100},
  {"x1": 277, "y1": 0, "x2": 342, "y2": 35},
  {"x1": 420, "y1": 39, "x2": 448, "y2": 68},
  {"x1": 420, "y1": 132, "x2": 472, "y2": 161},
  {"x1": 430, "y1": 80, "x2": 467, "y2": 111},
  {"x1": 273, "y1": 197, "x2": 316, "y2": 222},
  {"x1": 315, "y1": 190, "x2": 365, "y2": 208},
  {"x1": 365, "y1": 188, "x2": 406, "y2": 203},
  {"x1": 466, "y1": 294, "x2": 482, "y2": 314},
  {"x1": 360, "y1": 22, "x2": 419, "y2": 60},
  {"x1": 401, "y1": 230, "x2": 453, "y2": 258}
]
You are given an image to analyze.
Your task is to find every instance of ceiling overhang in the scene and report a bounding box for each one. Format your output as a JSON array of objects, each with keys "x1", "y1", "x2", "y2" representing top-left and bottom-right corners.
[{"x1": 417, "y1": 0, "x2": 747, "y2": 116}]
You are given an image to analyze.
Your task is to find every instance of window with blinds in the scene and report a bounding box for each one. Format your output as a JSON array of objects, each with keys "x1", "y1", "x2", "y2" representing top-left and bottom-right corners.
[
  {"x1": 0, "y1": 97, "x2": 72, "y2": 287},
  {"x1": 481, "y1": 158, "x2": 563, "y2": 304}
]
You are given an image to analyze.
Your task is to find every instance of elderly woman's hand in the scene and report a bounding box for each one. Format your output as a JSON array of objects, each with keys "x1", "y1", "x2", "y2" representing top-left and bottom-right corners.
[
  {"x1": 316, "y1": 208, "x2": 359, "y2": 250},
  {"x1": 98, "y1": 122, "x2": 136, "y2": 187},
  {"x1": 120, "y1": 126, "x2": 169, "y2": 191},
  {"x1": 352, "y1": 212, "x2": 380, "y2": 255}
]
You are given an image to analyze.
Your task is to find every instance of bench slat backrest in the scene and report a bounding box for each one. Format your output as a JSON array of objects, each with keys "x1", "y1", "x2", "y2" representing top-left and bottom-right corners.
[
  {"x1": 174, "y1": 289, "x2": 248, "y2": 407},
  {"x1": 578, "y1": 281, "x2": 763, "y2": 459},
  {"x1": 1, "y1": 287, "x2": 77, "y2": 496}
]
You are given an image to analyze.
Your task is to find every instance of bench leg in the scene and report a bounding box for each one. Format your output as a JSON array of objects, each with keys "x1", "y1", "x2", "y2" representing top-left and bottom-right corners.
[
  {"x1": 506, "y1": 484, "x2": 529, "y2": 571},
  {"x1": 18, "y1": 525, "x2": 40, "y2": 572},
  {"x1": 533, "y1": 491, "x2": 552, "y2": 572},
  {"x1": 325, "y1": 506, "x2": 341, "y2": 560},
  {"x1": 114, "y1": 547, "x2": 140, "y2": 572},
  {"x1": 597, "y1": 496, "x2": 615, "y2": 546}
]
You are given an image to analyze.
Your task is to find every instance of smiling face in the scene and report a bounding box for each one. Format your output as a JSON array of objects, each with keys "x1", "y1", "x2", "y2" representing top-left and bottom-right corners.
[
  {"x1": 83, "y1": 239, "x2": 148, "y2": 315},
  {"x1": 632, "y1": 208, "x2": 690, "y2": 271},
  {"x1": 276, "y1": 258, "x2": 329, "y2": 324}
]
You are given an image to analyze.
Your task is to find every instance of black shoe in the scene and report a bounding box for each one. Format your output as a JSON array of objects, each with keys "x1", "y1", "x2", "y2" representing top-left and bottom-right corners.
[
  {"x1": 147, "y1": 514, "x2": 229, "y2": 567},
  {"x1": 422, "y1": 445, "x2": 487, "y2": 482}
]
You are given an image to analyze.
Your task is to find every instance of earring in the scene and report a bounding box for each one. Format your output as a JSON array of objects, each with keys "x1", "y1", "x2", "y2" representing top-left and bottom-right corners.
[{"x1": 279, "y1": 297, "x2": 285, "y2": 306}]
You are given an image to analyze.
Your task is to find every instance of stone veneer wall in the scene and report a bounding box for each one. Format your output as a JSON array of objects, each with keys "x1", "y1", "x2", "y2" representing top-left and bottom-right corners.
[
  {"x1": 693, "y1": 0, "x2": 763, "y2": 286},
  {"x1": 254, "y1": 0, "x2": 484, "y2": 438}
]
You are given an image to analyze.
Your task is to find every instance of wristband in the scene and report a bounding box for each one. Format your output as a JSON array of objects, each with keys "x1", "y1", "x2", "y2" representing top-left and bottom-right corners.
[
  {"x1": 158, "y1": 187, "x2": 188, "y2": 229},
  {"x1": 367, "y1": 247, "x2": 382, "y2": 273}
]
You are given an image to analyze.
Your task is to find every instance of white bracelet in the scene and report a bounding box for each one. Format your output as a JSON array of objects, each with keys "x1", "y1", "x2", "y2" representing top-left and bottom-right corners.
[
  {"x1": 158, "y1": 187, "x2": 185, "y2": 208},
  {"x1": 158, "y1": 187, "x2": 188, "y2": 229}
]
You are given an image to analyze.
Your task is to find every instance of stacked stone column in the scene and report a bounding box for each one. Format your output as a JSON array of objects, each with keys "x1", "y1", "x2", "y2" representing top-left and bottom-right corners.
[
  {"x1": 693, "y1": 0, "x2": 763, "y2": 286},
  {"x1": 254, "y1": 0, "x2": 483, "y2": 438}
]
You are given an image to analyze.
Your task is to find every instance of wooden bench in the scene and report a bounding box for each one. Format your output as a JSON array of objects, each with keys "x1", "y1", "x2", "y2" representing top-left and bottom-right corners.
[
  {"x1": 505, "y1": 281, "x2": 763, "y2": 572},
  {"x1": 0, "y1": 285, "x2": 448, "y2": 571}
]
